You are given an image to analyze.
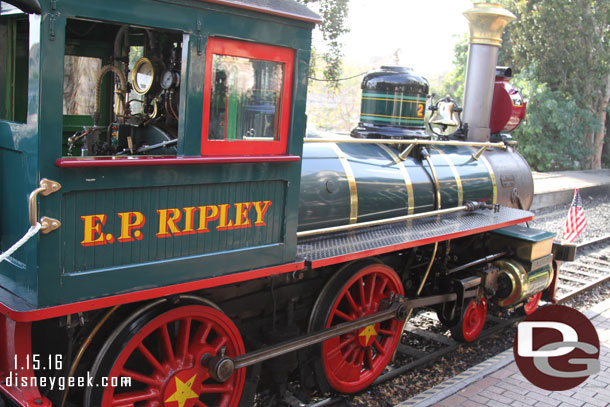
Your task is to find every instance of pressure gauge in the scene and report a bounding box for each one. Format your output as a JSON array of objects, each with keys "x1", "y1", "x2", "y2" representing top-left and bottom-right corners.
[
  {"x1": 160, "y1": 70, "x2": 180, "y2": 90},
  {"x1": 131, "y1": 57, "x2": 157, "y2": 95}
]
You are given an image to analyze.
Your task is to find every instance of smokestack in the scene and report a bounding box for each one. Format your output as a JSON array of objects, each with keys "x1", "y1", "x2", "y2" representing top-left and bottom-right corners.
[{"x1": 462, "y1": 3, "x2": 516, "y2": 142}]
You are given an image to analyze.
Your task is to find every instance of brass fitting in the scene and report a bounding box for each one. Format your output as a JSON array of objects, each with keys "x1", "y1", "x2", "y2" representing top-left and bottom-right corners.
[{"x1": 463, "y1": 3, "x2": 516, "y2": 47}]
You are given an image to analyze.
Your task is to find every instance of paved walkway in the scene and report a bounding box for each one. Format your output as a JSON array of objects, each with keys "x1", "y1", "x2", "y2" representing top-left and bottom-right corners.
[
  {"x1": 531, "y1": 170, "x2": 610, "y2": 210},
  {"x1": 398, "y1": 299, "x2": 610, "y2": 407}
]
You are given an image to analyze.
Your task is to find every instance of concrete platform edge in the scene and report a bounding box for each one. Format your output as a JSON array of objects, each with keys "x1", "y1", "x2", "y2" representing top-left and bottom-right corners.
[{"x1": 396, "y1": 297, "x2": 610, "y2": 407}]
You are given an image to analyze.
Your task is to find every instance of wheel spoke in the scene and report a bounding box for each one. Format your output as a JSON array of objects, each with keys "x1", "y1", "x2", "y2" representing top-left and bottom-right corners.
[
  {"x1": 345, "y1": 290, "x2": 359, "y2": 313},
  {"x1": 378, "y1": 328, "x2": 394, "y2": 336},
  {"x1": 200, "y1": 383, "x2": 234, "y2": 394},
  {"x1": 378, "y1": 277, "x2": 389, "y2": 297},
  {"x1": 366, "y1": 348, "x2": 375, "y2": 370},
  {"x1": 327, "y1": 336, "x2": 356, "y2": 359},
  {"x1": 332, "y1": 344, "x2": 357, "y2": 374},
  {"x1": 333, "y1": 309, "x2": 354, "y2": 322},
  {"x1": 176, "y1": 317, "x2": 192, "y2": 360},
  {"x1": 372, "y1": 338, "x2": 386, "y2": 356},
  {"x1": 358, "y1": 277, "x2": 366, "y2": 305},
  {"x1": 158, "y1": 324, "x2": 176, "y2": 368},
  {"x1": 367, "y1": 273, "x2": 377, "y2": 307},
  {"x1": 120, "y1": 368, "x2": 161, "y2": 387},
  {"x1": 212, "y1": 335, "x2": 229, "y2": 353},
  {"x1": 137, "y1": 343, "x2": 168, "y2": 375},
  {"x1": 112, "y1": 390, "x2": 157, "y2": 405},
  {"x1": 355, "y1": 347, "x2": 365, "y2": 367},
  {"x1": 192, "y1": 322, "x2": 212, "y2": 346},
  {"x1": 193, "y1": 400, "x2": 208, "y2": 407}
]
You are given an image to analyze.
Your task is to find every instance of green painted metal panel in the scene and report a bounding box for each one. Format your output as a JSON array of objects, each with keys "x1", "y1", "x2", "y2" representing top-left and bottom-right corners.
[
  {"x1": 298, "y1": 143, "x2": 495, "y2": 232},
  {"x1": 61, "y1": 181, "x2": 285, "y2": 273}
]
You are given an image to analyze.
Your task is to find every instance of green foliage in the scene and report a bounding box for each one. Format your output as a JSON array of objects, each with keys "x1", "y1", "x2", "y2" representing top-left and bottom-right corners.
[
  {"x1": 511, "y1": 71, "x2": 599, "y2": 171},
  {"x1": 297, "y1": 0, "x2": 349, "y2": 82},
  {"x1": 505, "y1": 0, "x2": 610, "y2": 109},
  {"x1": 502, "y1": 0, "x2": 610, "y2": 169}
]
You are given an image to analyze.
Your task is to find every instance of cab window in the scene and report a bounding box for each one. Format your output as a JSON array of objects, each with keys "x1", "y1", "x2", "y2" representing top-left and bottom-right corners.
[
  {"x1": 202, "y1": 38, "x2": 294, "y2": 156},
  {"x1": 0, "y1": 14, "x2": 29, "y2": 124}
]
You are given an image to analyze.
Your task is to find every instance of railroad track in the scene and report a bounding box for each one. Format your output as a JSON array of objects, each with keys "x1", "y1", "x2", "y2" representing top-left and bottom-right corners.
[
  {"x1": 294, "y1": 235, "x2": 610, "y2": 407},
  {"x1": 554, "y1": 235, "x2": 610, "y2": 303}
]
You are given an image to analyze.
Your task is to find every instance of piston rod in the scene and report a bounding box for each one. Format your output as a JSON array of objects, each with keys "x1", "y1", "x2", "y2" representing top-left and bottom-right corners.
[
  {"x1": 205, "y1": 284, "x2": 481, "y2": 382},
  {"x1": 233, "y1": 301, "x2": 405, "y2": 370}
]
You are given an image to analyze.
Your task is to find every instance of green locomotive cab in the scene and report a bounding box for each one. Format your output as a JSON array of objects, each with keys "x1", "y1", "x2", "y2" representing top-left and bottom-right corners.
[{"x1": 0, "y1": 0, "x2": 318, "y2": 308}]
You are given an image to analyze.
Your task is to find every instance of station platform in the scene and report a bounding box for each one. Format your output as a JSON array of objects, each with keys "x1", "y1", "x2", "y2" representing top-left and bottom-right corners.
[
  {"x1": 396, "y1": 298, "x2": 610, "y2": 407},
  {"x1": 532, "y1": 169, "x2": 610, "y2": 210}
]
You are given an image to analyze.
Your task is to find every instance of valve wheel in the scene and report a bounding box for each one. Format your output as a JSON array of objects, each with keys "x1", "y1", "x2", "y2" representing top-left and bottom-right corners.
[
  {"x1": 309, "y1": 262, "x2": 404, "y2": 393},
  {"x1": 521, "y1": 291, "x2": 542, "y2": 316},
  {"x1": 87, "y1": 304, "x2": 245, "y2": 407},
  {"x1": 450, "y1": 297, "x2": 487, "y2": 342}
]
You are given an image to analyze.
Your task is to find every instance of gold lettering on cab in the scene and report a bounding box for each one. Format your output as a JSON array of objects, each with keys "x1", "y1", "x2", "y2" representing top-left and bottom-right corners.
[{"x1": 80, "y1": 201, "x2": 272, "y2": 247}]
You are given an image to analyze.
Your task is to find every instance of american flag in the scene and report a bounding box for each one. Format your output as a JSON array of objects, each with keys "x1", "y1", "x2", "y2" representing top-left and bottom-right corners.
[{"x1": 562, "y1": 189, "x2": 587, "y2": 242}]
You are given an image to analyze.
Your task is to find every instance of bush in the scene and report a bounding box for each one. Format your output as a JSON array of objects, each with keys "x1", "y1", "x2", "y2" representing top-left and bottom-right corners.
[{"x1": 511, "y1": 73, "x2": 599, "y2": 171}]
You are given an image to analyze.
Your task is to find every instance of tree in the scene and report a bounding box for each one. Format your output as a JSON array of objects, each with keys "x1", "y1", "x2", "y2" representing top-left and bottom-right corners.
[
  {"x1": 297, "y1": 0, "x2": 349, "y2": 81},
  {"x1": 503, "y1": 0, "x2": 610, "y2": 169}
]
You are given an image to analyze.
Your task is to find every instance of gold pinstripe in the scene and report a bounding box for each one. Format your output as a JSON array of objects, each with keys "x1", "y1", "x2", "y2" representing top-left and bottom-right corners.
[
  {"x1": 362, "y1": 96, "x2": 424, "y2": 104},
  {"x1": 470, "y1": 146, "x2": 497, "y2": 205},
  {"x1": 431, "y1": 146, "x2": 464, "y2": 206},
  {"x1": 378, "y1": 144, "x2": 415, "y2": 215},
  {"x1": 332, "y1": 143, "x2": 358, "y2": 224}
]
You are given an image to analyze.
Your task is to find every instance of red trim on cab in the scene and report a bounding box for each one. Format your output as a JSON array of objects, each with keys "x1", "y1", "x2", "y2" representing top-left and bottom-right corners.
[
  {"x1": 201, "y1": 38, "x2": 294, "y2": 156},
  {"x1": 55, "y1": 155, "x2": 300, "y2": 168},
  {"x1": 0, "y1": 262, "x2": 304, "y2": 322},
  {"x1": 306, "y1": 215, "x2": 534, "y2": 269}
]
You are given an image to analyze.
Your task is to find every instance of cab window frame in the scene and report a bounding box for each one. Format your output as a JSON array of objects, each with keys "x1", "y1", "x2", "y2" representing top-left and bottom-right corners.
[{"x1": 201, "y1": 37, "x2": 294, "y2": 156}]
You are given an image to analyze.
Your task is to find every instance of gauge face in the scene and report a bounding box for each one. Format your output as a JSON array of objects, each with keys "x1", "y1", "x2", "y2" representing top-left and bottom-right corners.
[
  {"x1": 161, "y1": 70, "x2": 174, "y2": 90},
  {"x1": 132, "y1": 58, "x2": 155, "y2": 94}
]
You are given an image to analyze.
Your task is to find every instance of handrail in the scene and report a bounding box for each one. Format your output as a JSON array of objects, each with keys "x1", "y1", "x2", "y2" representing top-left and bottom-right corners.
[{"x1": 303, "y1": 137, "x2": 506, "y2": 149}]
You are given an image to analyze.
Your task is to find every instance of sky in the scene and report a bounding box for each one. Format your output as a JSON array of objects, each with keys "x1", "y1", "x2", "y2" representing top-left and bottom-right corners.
[{"x1": 323, "y1": 0, "x2": 474, "y2": 77}]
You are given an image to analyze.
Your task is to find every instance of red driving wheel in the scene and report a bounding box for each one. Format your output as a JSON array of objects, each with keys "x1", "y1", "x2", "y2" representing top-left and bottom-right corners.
[
  {"x1": 522, "y1": 291, "x2": 542, "y2": 316},
  {"x1": 91, "y1": 305, "x2": 245, "y2": 407},
  {"x1": 311, "y1": 263, "x2": 405, "y2": 393},
  {"x1": 451, "y1": 297, "x2": 487, "y2": 342}
]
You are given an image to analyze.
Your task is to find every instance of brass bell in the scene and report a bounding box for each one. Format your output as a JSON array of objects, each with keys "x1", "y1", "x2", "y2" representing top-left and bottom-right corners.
[{"x1": 429, "y1": 99, "x2": 460, "y2": 127}]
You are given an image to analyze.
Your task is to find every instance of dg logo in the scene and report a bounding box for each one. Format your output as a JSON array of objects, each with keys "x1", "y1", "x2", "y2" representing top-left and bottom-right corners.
[{"x1": 514, "y1": 304, "x2": 600, "y2": 391}]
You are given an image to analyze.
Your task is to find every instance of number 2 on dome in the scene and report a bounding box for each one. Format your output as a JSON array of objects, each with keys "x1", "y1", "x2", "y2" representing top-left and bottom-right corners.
[{"x1": 417, "y1": 104, "x2": 424, "y2": 118}]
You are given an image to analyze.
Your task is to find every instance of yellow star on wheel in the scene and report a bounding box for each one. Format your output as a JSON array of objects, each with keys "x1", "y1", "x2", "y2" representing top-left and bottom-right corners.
[
  {"x1": 165, "y1": 374, "x2": 199, "y2": 407},
  {"x1": 359, "y1": 324, "x2": 378, "y2": 346}
]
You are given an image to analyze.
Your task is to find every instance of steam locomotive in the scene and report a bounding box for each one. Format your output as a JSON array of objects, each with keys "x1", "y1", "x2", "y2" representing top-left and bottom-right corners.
[{"x1": 0, "y1": 0, "x2": 573, "y2": 406}]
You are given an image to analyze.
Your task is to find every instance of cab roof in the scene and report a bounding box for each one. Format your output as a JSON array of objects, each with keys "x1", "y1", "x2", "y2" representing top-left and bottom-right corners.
[{"x1": 200, "y1": 0, "x2": 322, "y2": 24}]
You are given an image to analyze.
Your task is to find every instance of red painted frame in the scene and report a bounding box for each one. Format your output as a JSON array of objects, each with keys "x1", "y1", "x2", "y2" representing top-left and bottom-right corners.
[
  {"x1": 55, "y1": 155, "x2": 300, "y2": 168},
  {"x1": 0, "y1": 262, "x2": 304, "y2": 322},
  {"x1": 201, "y1": 38, "x2": 294, "y2": 156}
]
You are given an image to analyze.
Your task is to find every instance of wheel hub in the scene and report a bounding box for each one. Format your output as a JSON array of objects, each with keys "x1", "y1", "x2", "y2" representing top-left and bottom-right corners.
[
  {"x1": 163, "y1": 368, "x2": 202, "y2": 407},
  {"x1": 357, "y1": 323, "x2": 380, "y2": 347}
]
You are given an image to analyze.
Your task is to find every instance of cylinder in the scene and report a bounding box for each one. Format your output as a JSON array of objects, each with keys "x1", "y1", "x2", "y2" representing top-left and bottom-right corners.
[
  {"x1": 493, "y1": 259, "x2": 553, "y2": 307},
  {"x1": 462, "y1": 3, "x2": 516, "y2": 142}
]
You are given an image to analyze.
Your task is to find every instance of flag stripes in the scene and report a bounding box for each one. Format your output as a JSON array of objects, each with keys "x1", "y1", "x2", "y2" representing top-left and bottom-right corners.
[{"x1": 562, "y1": 189, "x2": 587, "y2": 243}]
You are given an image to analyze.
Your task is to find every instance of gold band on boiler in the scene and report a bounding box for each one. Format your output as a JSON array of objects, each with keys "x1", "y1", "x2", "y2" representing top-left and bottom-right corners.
[
  {"x1": 470, "y1": 147, "x2": 497, "y2": 205},
  {"x1": 332, "y1": 143, "x2": 358, "y2": 224},
  {"x1": 379, "y1": 144, "x2": 414, "y2": 215},
  {"x1": 431, "y1": 146, "x2": 463, "y2": 206}
]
